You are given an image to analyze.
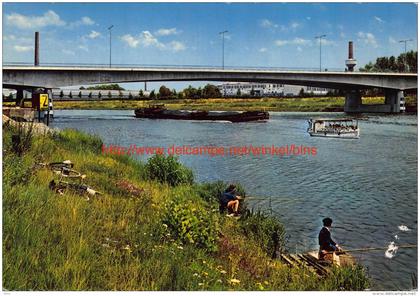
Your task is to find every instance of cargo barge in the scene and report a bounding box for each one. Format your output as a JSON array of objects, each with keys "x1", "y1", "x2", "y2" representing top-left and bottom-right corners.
[{"x1": 134, "y1": 104, "x2": 269, "y2": 122}]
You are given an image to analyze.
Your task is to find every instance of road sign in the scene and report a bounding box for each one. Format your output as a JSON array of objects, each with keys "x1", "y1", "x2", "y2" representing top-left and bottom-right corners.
[{"x1": 40, "y1": 94, "x2": 49, "y2": 110}]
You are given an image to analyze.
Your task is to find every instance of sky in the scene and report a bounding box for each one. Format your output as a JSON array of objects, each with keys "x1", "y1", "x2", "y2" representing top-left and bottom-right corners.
[{"x1": 3, "y1": 2, "x2": 418, "y2": 91}]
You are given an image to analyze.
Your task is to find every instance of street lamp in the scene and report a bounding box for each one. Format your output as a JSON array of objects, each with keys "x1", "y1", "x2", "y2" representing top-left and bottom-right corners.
[
  {"x1": 219, "y1": 30, "x2": 228, "y2": 69},
  {"x1": 315, "y1": 34, "x2": 326, "y2": 71},
  {"x1": 108, "y1": 25, "x2": 114, "y2": 67},
  {"x1": 399, "y1": 38, "x2": 413, "y2": 72}
]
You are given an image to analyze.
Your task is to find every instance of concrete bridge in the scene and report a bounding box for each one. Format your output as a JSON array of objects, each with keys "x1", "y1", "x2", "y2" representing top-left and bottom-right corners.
[{"x1": 3, "y1": 65, "x2": 418, "y2": 113}]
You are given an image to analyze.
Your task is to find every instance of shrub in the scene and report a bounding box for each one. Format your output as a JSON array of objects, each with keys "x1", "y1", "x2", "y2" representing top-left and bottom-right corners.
[
  {"x1": 7, "y1": 123, "x2": 34, "y2": 156},
  {"x1": 240, "y1": 211, "x2": 286, "y2": 259},
  {"x1": 163, "y1": 196, "x2": 220, "y2": 251},
  {"x1": 145, "y1": 155, "x2": 193, "y2": 186}
]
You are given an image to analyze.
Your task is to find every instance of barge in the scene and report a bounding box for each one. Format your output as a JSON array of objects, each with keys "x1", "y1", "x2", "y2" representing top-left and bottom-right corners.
[{"x1": 134, "y1": 104, "x2": 269, "y2": 122}]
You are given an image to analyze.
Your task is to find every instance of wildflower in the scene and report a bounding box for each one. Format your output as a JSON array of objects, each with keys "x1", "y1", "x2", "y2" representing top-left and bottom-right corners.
[
  {"x1": 198, "y1": 283, "x2": 204, "y2": 286},
  {"x1": 217, "y1": 279, "x2": 222, "y2": 283},
  {"x1": 202, "y1": 260, "x2": 206, "y2": 264},
  {"x1": 203, "y1": 272, "x2": 208, "y2": 277},
  {"x1": 177, "y1": 246, "x2": 184, "y2": 250},
  {"x1": 263, "y1": 281, "x2": 269, "y2": 285},
  {"x1": 162, "y1": 223, "x2": 168, "y2": 228},
  {"x1": 220, "y1": 270, "x2": 227, "y2": 274},
  {"x1": 230, "y1": 278, "x2": 240, "y2": 285},
  {"x1": 193, "y1": 273, "x2": 199, "y2": 277}
]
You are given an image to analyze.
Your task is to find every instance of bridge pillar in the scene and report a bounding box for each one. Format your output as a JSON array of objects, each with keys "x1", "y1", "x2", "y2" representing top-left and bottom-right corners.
[
  {"x1": 385, "y1": 90, "x2": 404, "y2": 113},
  {"x1": 344, "y1": 90, "x2": 362, "y2": 113},
  {"x1": 16, "y1": 89, "x2": 24, "y2": 107}
]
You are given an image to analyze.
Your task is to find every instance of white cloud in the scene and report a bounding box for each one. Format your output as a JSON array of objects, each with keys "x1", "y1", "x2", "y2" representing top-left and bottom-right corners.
[
  {"x1": 259, "y1": 47, "x2": 267, "y2": 53},
  {"x1": 6, "y1": 10, "x2": 65, "y2": 29},
  {"x1": 121, "y1": 34, "x2": 140, "y2": 48},
  {"x1": 340, "y1": 32, "x2": 346, "y2": 38},
  {"x1": 141, "y1": 31, "x2": 165, "y2": 48},
  {"x1": 290, "y1": 22, "x2": 301, "y2": 29},
  {"x1": 260, "y1": 19, "x2": 278, "y2": 29},
  {"x1": 13, "y1": 45, "x2": 33, "y2": 52},
  {"x1": 81, "y1": 17, "x2": 95, "y2": 25},
  {"x1": 155, "y1": 28, "x2": 179, "y2": 36},
  {"x1": 121, "y1": 31, "x2": 186, "y2": 52},
  {"x1": 389, "y1": 37, "x2": 397, "y2": 44},
  {"x1": 69, "y1": 16, "x2": 95, "y2": 28},
  {"x1": 275, "y1": 37, "x2": 311, "y2": 47},
  {"x1": 88, "y1": 30, "x2": 101, "y2": 39},
  {"x1": 306, "y1": 17, "x2": 311, "y2": 20},
  {"x1": 168, "y1": 41, "x2": 186, "y2": 52},
  {"x1": 374, "y1": 16, "x2": 385, "y2": 23},
  {"x1": 357, "y1": 31, "x2": 378, "y2": 48}
]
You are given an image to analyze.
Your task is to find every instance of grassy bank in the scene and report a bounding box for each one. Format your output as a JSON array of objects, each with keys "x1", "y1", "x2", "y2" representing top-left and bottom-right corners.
[
  {"x1": 3, "y1": 123, "x2": 370, "y2": 291},
  {"x1": 47, "y1": 96, "x2": 401, "y2": 112}
]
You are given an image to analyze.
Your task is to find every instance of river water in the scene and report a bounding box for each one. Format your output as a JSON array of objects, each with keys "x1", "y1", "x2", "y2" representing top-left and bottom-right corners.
[{"x1": 52, "y1": 109, "x2": 417, "y2": 290}]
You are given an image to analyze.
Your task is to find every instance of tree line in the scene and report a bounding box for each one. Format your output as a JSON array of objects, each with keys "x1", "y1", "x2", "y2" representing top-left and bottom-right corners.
[{"x1": 360, "y1": 50, "x2": 417, "y2": 73}]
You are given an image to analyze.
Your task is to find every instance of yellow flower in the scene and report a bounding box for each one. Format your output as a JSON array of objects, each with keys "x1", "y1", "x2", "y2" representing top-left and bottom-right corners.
[
  {"x1": 230, "y1": 278, "x2": 240, "y2": 285},
  {"x1": 220, "y1": 270, "x2": 227, "y2": 274}
]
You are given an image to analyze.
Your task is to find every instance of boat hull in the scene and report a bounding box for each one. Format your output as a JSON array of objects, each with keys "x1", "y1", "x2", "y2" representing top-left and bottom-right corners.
[{"x1": 134, "y1": 109, "x2": 269, "y2": 122}]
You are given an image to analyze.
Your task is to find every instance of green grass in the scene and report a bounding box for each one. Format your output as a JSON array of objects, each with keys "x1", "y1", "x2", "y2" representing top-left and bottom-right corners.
[
  {"x1": 48, "y1": 96, "x2": 398, "y2": 112},
  {"x1": 3, "y1": 124, "x2": 370, "y2": 291}
]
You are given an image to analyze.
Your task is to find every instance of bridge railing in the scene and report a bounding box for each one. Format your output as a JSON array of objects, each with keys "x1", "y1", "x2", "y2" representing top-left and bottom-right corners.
[{"x1": 2, "y1": 61, "x2": 346, "y2": 72}]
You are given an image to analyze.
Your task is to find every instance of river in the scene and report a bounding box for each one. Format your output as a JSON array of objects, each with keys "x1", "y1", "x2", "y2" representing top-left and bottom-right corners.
[{"x1": 52, "y1": 109, "x2": 417, "y2": 290}]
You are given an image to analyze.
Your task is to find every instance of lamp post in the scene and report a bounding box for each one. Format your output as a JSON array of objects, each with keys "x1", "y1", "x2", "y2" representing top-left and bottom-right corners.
[
  {"x1": 315, "y1": 34, "x2": 326, "y2": 71},
  {"x1": 108, "y1": 25, "x2": 114, "y2": 67},
  {"x1": 219, "y1": 30, "x2": 228, "y2": 69},
  {"x1": 399, "y1": 38, "x2": 413, "y2": 72}
]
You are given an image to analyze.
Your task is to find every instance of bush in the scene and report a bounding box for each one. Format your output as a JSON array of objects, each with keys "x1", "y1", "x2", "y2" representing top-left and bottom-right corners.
[
  {"x1": 163, "y1": 196, "x2": 220, "y2": 251},
  {"x1": 6, "y1": 123, "x2": 34, "y2": 156},
  {"x1": 240, "y1": 211, "x2": 286, "y2": 259},
  {"x1": 145, "y1": 155, "x2": 193, "y2": 186}
]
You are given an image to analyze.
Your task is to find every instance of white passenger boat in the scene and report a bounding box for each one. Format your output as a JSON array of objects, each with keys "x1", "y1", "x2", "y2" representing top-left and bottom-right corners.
[{"x1": 307, "y1": 118, "x2": 360, "y2": 139}]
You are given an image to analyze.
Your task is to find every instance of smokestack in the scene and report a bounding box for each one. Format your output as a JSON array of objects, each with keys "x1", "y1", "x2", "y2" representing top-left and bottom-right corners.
[
  {"x1": 345, "y1": 41, "x2": 357, "y2": 72},
  {"x1": 34, "y1": 32, "x2": 39, "y2": 66}
]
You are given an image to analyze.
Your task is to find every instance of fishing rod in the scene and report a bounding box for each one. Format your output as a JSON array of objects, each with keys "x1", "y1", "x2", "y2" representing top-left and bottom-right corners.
[{"x1": 324, "y1": 244, "x2": 417, "y2": 254}]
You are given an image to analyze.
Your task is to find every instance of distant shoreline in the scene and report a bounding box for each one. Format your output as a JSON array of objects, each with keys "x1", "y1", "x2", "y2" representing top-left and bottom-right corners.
[{"x1": 49, "y1": 96, "x2": 416, "y2": 112}]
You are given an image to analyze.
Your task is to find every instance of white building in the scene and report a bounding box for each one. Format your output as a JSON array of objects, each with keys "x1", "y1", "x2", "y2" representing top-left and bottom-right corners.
[{"x1": 217, "y1": 82, "x2": 329, "y2": 97}]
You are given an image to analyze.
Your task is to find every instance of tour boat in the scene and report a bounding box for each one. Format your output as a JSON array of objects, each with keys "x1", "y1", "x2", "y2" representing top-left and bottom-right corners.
[
  {"x1": 307, "y1": 118, "x2": 360, "y2": 139},
  {"x1": 134, "y1": 104, "x2": 269, "y2": 122}
]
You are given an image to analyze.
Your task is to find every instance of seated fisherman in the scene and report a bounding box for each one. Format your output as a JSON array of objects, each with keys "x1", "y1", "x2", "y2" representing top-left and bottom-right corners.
[
  {"x1": 220, "y1": 184, "x2": 242, "y2": 216},
  {"x1": 318, "y1": 217, "x2": 342, "y2": 260}
]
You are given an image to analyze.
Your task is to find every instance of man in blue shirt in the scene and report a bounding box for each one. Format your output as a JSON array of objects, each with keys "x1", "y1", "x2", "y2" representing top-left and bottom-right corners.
[{"x1": 220, "y1": 184, "x2": 242, "y2": 216}]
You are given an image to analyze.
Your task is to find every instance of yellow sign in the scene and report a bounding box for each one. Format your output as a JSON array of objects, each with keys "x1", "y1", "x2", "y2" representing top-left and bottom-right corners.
[{"x1": 40, "y1": 94, "x2": 49, "y2": 110}]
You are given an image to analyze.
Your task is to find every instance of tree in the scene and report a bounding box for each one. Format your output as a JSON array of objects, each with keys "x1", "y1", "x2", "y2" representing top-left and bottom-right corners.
[
  {"x1": 159, "y1": 85, "x2": 172, "y2": 99},
  {"x1": 79, "y1": 86, "x2": 86, "y2": 90},
  {"x1": 149, "y1": 90, "x2": 156, "y2": 99},
  {"x1": 138, "y1": 90, "x2": 144, "y2": 98},
  {"x1": 78, "y1": 91, "x2": 82, "y2": 98},
  {"x1": 88, "y1": 92, "x2": 92, "y2": 99},
  {"x1": 183, "y1": 85, "x2": 201, "y2": 99},
  {"x1": 250, "y1": 88, "x2": 255, "y2": 97},
  {"x1": 59, "y1": 90, "x2": 64, "y2": 98},
  {"x1": 86, "y1": 84, "x2": 125, "y2": 90},
  {"x1": 202, "y1": 84, "x2": 221, "y2": 98},
  {"x1": 128, "y1": 92, "x2": 133, "y2": 100},
  {"x1": 69, "y1": 91, "x2": 73, "y2": 99},
  {"x1": 118, "y1": 90, "x2": 123, "y2": 99},
  {"x1": 360, "y1": 51, "x2": 417, "y2": 73},
  {"x1": 299, "y1": 88, "x2": 305, "y2": 97},
  {"x1": 236, "y1": 88, "x2": 241, "y2": 97},
  {"x1": 98, "y1": 92, "x2": 102, "y2": 99},
  {"x1": 108, "y1": 91, "x2": 112, "y2": 99}
]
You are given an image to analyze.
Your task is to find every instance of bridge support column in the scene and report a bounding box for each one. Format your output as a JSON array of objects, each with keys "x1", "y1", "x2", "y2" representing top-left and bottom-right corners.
[
  {"x1": 16, "y1": 89, "x2": 24, "y2": 107},
  {"x1": 344, "y1": 90, "x2": 362, "y2": 113},
  {"x1": 385, "y1": 90, "x2": 404, "y2": 113}
]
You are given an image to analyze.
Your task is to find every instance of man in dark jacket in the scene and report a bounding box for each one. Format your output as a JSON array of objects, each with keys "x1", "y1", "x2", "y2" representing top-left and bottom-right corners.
[
  {"x1": 318, "y1": 217, "x2": 342, "y2": 260},
  {"x1": 220, "y1": 184, "x2": 242, "y2": 216}
]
